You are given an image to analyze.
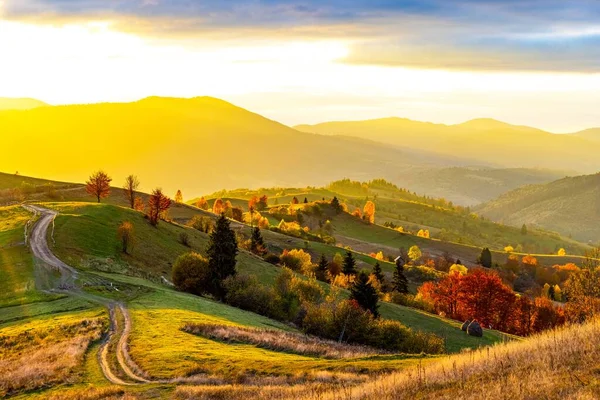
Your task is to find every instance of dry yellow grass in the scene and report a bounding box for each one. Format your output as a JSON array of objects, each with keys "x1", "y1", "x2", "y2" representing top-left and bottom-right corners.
[
  {"x1": 182, "y1": 323, "x2": 385, "y2": 359},
  {"x1": 0, "y1": 315, "x2": 106, "y2": 396},
  {"x1": 322, "y1": 318, "x2": 600, "y2": 399},
  {"x1": 175, "y1": 319, "x2": 600, "y2": 400}
]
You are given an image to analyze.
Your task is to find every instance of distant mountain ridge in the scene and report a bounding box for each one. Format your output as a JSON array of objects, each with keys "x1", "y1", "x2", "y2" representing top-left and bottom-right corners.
[
  {"x1": 476, "y1": 173, "x2": 600, "y2": 242},
  {"x1": 0, "y1": 96, "x2": 477, "y2": 197},
  {"x1": 295, "y1": 118, "x2": 600, "y2": 174}
]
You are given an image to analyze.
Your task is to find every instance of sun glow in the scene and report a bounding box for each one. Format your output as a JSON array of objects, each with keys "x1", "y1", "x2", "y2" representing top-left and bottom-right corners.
[{"x1": 0, "y1": 17, "x2": 599, "y2": 131}]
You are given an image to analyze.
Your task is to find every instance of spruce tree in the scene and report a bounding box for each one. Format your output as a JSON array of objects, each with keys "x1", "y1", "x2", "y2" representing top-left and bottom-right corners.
[
  {"x1": 250, "y1": 226, "x2": 265, "y2": 255},
  {"x1": 207, "y1": 214, "x2": 238, "y2": 300},
  {"x1": 372, "y1": 262, "x2": 385, "y2": 284},
  {"x1": 303, "y1": 197, "x2": 308, "y2": 203},
  {"x1": 331, "y1": 196, "x2": 342, "y2": 214},
  {"x1": 350, "y1": 271, "x2": 380, "y2": 317},
  {"x1": 392, "y1": 262, "x2": 409, "y2": 294},
  {"x1": 342, "y1": 251, "x2": 357, "y2": 275},
  {"x1": 521, "y1": 224, "x2": 528, "y2": 235},
  {"x1": 316, "y1": 253, "x2": 329, "y2": 282},
  {"x1": 479, "y1": 247, "x2": 492, "y2": 268}
]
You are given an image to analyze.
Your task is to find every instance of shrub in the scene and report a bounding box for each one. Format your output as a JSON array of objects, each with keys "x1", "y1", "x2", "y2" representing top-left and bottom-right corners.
[
  {"x1": 263, "y1": 253, "x2": 281, "y2": 265},
  {"x1": 280, "y1": 249, "x2": 313, "y2": 274},
  {"x1": 179, "y1": 232, "x2": 190, "y2": 247},
  {"x1": 223, "y1": 274, "x2": 279, "y2": 319},
  {"x1": 172, "y1": 252, "x2": 211, "y2": 296}
]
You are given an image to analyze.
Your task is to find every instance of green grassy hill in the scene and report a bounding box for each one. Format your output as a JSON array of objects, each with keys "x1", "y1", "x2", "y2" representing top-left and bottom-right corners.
[
  {"x1": 295, "y1": 117, "x2": 600, "y2": 175},
  {"x1": 199, "y1": 179, "x2": 589, "y2": 259},
  {"x1": 395, "y1": 167, "x2": 568, "y2": 206},
  {"x1": 477, "y1": 173, "x2": 600, "y2": 243}
]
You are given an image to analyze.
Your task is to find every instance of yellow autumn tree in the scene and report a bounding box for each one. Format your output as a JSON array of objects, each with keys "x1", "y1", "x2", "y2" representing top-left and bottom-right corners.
[
  {"x1": 375, "y1": 251, "x2": 384, "y2": 261},
  {"x1": 174, "y1": 190, "x2": 183, "y2": 203},
  {"x1": 363, "y1": 201, "x2": 375, "y2": 224},
  {"x1": 504, "y1": 245, "x2": 514, "y2": 253},
  {"x1": 558, "y1": 248, "x2": 566, "y2": 256},
  {"x1": 417, "y1": 229, "x2": 430, "y2": 238},
  {"x1": 408, "y1": 245, "x2": 422, "y2": 262}
]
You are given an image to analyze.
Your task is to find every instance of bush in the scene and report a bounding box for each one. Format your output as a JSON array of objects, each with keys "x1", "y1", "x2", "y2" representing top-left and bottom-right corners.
[
  {"x1": 264, "y1": 253, "x2": 281, "y2": 265},
  {"x1": 280, "y1": 249, "x2": 313, "y2": 274},
  {"x1": 179, "y1": 232, "x2": 190, "y2": 247},
  {"x1": 187, "y1": 215, "x2": 214, "y2": 233},
  {"x1": 223, "y1": 274, "x2": 280, "y2": 319},
  {"x1": 172, "y1": 252, "x2": 211, "y2": 296},
  {"x1": 390, "y1": 292, "x2": 435, "y2": 314}
]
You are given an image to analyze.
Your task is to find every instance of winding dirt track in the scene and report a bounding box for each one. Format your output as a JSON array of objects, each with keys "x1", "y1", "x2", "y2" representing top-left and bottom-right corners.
[{"x1": 23, "y1": 205, "x2": 153, "y2": 385}]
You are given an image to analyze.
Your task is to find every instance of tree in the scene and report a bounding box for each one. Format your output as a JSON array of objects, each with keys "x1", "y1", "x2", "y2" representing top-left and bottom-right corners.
[
  {"x1": 248, "y1": 196, "x2": 259, "y2": 211},
  {"x1": 207, "y1": 214, "x2": 238, "y2": 300},
  {"x1": 557, "y1": 248, "x2": 566, "y2": 256},
  {"x1": 231, "y1": 207, "x2": 244, "y2": 222},
  {"x1": 291, "y1": 196, "x2": 299, "y2": 205},
  {"x1": 342, "y1": 251, "x2": 357, "y2": 275},
  {"x1": 331, "y1": 196, "x2": 342, "y2": 214},
  {"x1": 479, "y1": 247, "x2": 492, "y2": 268},
  {"x1": 521, "y1": 224, "x2": 528, "y2": 235},
  {"x1": 174, "y1": 190, "x2": 183, "y2": 203},
  {"x1": 408, "y1": 245, "x2": 422, "y2": 262},
  {"x1": 257, "y1": 195, "x2": 268, "y2": 211},
  {"x1": 372, "y1": 262, "x2": 385, "y2": 284},
  {"x1": 86, "y1": 171, "x2": 111, "y2": 203},
  {"x1": 303, "y1": 197, "x2": 308, "y2": 204},
  {"x1": 123, "y1": 175, "x2": 139, "y2": 209},
  {"x1": 250, "y1": 226, "x2": 266, "y2": 255},
  {"x1": 392, "y1": 262, "x2": 409, "y2": 294},
  {"x1": 316, "y1": 253, "x2": 329, "y2": 282},
  {"x1": 146, "y1": 188, "x2": 171, "y2": 226},
  {"x1": 195, "y1": 197, "x2": 209, "y2": 210},
  {"x1": 172, "y1": 252, "x2": 211, "y2": 296},
  {"x1": 213, "y1": 198, "x2": 224, "y2": 214},
  {"x1": 117, "y1": 221, "x2": 134, "y2": 254},
  {"x1": 363, "y1": 201, "x2": 375, "y2": 223},
  {"x1": 350, "y1": 271, "x2": 380, "y2": 317}
]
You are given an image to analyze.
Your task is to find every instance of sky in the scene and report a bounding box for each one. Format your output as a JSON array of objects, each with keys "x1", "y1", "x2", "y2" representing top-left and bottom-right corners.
[{"x1": 0, "y1": 0, "x2": 599, "y2": 132}]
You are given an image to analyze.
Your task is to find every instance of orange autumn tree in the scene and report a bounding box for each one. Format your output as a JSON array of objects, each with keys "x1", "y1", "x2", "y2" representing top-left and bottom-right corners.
[
  {"x1": 86, "y1": 170, "x2": 112, "y2": 203},
  {"x1": 363, "y1": 201, "x2": 375, "y2": 224},
  {"x1": 195, "y1": 197, "x2": 209, "y2": 210},
  {"x1": 213, "y1": 198, "x2": 224, "y2": 214}
]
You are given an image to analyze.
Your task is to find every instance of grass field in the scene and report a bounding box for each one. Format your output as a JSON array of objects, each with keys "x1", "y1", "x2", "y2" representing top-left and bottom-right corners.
[{"x1": 44, "y1": 202, "x2": 511, "y2": 353}]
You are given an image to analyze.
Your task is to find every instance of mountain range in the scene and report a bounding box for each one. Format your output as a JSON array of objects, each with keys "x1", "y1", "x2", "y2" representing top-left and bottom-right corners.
[
  {"x1": 1, "y1": 96, "x2": 597, "y2": 206},
  {"x1": 295, "y1": 118, "x2": 600, "y2": 174}
]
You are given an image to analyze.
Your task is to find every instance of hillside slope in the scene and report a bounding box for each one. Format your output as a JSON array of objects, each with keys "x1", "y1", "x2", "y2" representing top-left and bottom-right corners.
[
  {"x1": 477, "y1": 173, "x2": 600, "y2": 243},
  {"x1": 295, "y1": 117, "x2": 600, "y2": 174},
  {"x1": 395, "y1": 167, "x2": 568, "y2": 205},
  {"x1": 0, "y1": 97, "x2": 472, "y2": 198},
  {"x1": 0, "y1": 97, "x2": 47, "y2": 111}
]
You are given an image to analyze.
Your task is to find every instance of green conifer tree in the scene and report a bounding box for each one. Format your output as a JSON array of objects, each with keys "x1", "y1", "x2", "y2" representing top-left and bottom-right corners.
[
  {"x1": 342, "y1": 251, "x2": 357, "y2": 275},
  {"x1": 207, "y1": 214, "x2": 238, "y2": 300},
  {"x1": 350, "y1": 271, "x2": 380, "y2": 317}
]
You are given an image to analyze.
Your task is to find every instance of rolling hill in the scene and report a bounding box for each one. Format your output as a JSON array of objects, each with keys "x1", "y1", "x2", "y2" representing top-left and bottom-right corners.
[
  {"x1": 394, "y1": 167, "x2": 568, "y2": 205},
  {"x1": 0, "y1": 97, "x2": 478, "y2": 199},
  {"x1": 295, "y1": 117, "x2": 600, "y2": 175},
  {"x1": 476, "y1": 173, "x2": 600, "y2": 243},
  {"x1": 573, "y1": 127, "x2": 600, "y2": 143},
  {"x1": 0, "y1": 97, "x2": 47, "y2": 110}
]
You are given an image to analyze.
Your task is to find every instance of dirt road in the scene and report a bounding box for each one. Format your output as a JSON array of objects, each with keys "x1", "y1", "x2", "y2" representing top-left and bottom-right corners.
[{"x1": 23, "y1": 205, "x2": 153, "y2": 385}]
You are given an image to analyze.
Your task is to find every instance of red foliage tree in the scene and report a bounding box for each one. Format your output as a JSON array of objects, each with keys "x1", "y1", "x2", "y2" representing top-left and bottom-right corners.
[
  {"x1": 86, "y1": 171, "x2": 112, "y2": 203},
  {"x1": 147, "y1": 188, "x2": 171, "y2": 226}
]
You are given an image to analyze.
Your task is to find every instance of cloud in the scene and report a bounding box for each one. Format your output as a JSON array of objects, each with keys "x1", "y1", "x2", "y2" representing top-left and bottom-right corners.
[{"x1": 2, "y1": 0, "x2": 600, "y2": 72}]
